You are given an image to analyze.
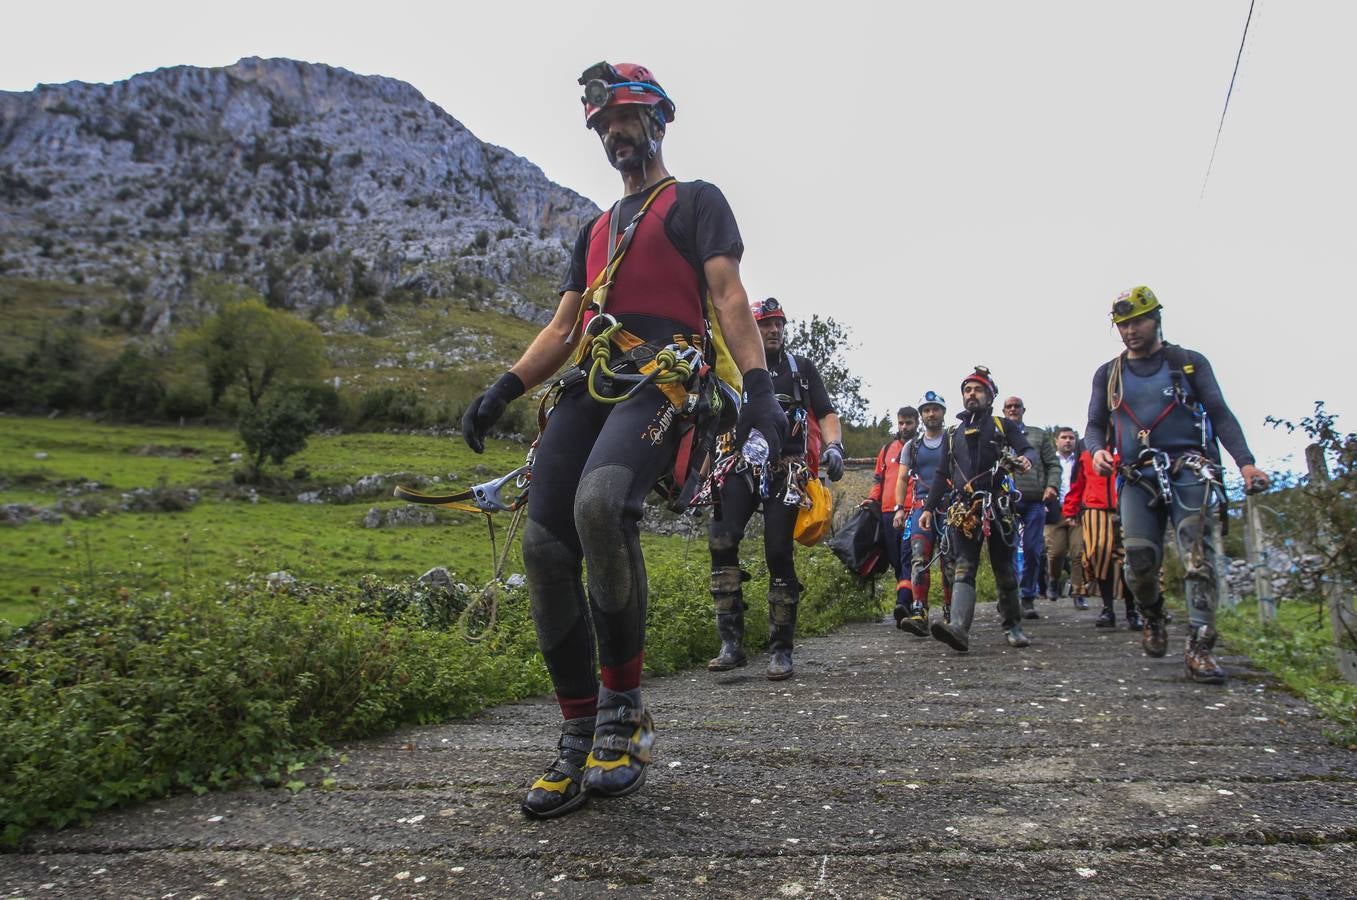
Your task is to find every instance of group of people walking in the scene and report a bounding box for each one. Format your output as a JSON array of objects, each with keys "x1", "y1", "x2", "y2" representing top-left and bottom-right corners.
[{"x1": 456, "y1": 60, "x2": 1270, "y2": 819}]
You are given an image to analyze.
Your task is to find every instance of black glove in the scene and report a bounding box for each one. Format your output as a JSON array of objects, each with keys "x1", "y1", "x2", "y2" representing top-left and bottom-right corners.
[
  {"x1": 821, "y1": 440, "x2": 845, "y2": 482},
  {"x1": 461, "y1": 372, "x2": 525, "y2": 454},
  {"x1": 735, "y1": 368, "x2": 786, "y2": 462}
]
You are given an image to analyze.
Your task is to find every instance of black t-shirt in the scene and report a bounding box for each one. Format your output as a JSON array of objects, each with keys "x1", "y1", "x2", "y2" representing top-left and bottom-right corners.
[{"x1": 559, "y1": 180, "x2": 744, "y2": 296}]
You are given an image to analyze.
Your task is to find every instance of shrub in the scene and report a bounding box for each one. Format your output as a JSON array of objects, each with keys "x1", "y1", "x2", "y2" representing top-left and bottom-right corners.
[{"x1": 238, "y1": 390, "x2": 318, "y2": 476}]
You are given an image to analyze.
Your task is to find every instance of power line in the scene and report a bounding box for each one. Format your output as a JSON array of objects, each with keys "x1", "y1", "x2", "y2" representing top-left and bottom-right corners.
[{"x1": 1200, "y1": 0, "x2": 1258, "y2": 199}]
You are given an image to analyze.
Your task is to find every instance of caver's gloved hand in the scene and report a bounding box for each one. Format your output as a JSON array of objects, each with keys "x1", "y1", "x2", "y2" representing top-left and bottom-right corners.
[
  {"x1": 461, "y1": 372, "x2": 525, "y2": 454},
  {"x1": 821, "y1": 440, "x2": 845, "y2": 482},
  {"x1": 735, "y1": 369, "x2": 786, "y2": 461}
]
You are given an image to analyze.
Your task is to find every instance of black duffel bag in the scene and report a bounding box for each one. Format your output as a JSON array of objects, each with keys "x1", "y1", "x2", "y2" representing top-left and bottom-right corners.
[{"x1": 828, "y1": 501, "x2": 889, "y2": 577}]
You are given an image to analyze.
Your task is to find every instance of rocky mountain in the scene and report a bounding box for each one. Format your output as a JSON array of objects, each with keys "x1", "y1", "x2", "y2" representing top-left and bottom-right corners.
[{"x1": 0, "y1": 57, "x2": 599, "y2": 333}]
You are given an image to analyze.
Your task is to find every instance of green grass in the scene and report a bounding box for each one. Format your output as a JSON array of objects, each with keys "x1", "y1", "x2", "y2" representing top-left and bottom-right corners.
[{"x1": 1218, "y1": 600, "x2": 1357, "y2": 747}]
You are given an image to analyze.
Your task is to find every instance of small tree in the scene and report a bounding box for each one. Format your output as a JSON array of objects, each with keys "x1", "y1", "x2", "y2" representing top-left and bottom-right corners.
[
  {"x1": 784, "y1": 314, "x2": 871, "y2": 425},
  {"x1": 182, "y1": 297, "x2": 325, "y2": 408},
  {"x1": 238, "y1": 389, "x2": 318, "y2": 479}
]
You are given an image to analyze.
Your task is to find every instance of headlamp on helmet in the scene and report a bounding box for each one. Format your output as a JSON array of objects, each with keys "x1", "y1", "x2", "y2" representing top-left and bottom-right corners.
[
  {"x1": 751, "y1": 297, "x2": 785, "y2": 322},
  {"x1": 579, "y1": 61, "x2": 676, "y2": 130},
  {"x1": 917, "y1": 390, "x2": 947, "y2": 412},
  {"x1": 1111, "y1": 285, "x2": 1162, "y2": 324},
  {"x1": 960, "y1": 365, "x2": 997, "y2": 396}
]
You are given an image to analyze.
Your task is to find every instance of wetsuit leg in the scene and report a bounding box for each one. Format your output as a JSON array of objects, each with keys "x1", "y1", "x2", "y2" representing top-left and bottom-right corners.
[
  {"x1": 988, "y1": 519, "x2": 1022, "y2": 625},
  {"x1": 573, "y1": 384, "x2": 685, "y2": 696},
  {"x1": 763, "y1": 474, "x2": 801, "y2": 651},
  {"x1": 1167, "y1": 472, "x2": 1218, "y2": 630},
  {"x1": 1117, "y1": 483, "x2": 1169, "y2": 616},
  {"x1": 524, "y1": 380, "x2": 610, "y2": 719},
  {"x1": 909, "y1": 508, "x2": 934, "y2": 604}
]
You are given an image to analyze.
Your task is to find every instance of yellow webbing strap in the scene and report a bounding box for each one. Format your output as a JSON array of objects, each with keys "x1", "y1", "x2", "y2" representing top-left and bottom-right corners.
[{"x1": 569, "y1": 176, "x2": 678, "y2": 358}]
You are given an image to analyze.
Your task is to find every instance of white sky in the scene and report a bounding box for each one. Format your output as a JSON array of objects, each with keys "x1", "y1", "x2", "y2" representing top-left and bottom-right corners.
[{"x1": 4, "y1": 0, "x2": 1354, "y2": 473}]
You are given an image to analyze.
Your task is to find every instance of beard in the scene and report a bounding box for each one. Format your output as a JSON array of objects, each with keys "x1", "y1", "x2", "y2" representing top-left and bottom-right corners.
[{"x1": 606, "y1": 134, "x2": 649, "y2": 172}]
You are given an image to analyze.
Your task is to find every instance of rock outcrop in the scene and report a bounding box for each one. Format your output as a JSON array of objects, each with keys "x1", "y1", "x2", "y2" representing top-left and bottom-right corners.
[{"x1": 0, "y1": 57, "x2": 598, "y2": 329}]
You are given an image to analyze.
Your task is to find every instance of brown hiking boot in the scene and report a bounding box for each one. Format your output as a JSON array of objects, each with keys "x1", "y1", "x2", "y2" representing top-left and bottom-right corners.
[
  {"x1": 1142, "y1": 610, "x2": 1168, "y2": 658},
  {"x1": 1185, "y1": 625, "x2": 1227, "y2": 684}
]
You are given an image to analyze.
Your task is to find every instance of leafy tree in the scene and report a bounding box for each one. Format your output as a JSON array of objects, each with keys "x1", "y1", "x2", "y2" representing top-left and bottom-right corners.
[
  {"x1": 784, "y1": 314, "x2": 870, "y2": 425},
  {"x1": 182, "y1": 297, "x2": 325, "y2": 408},
  {"x1": 238, "y1": 388, "x2": 318, "y2": 477}
]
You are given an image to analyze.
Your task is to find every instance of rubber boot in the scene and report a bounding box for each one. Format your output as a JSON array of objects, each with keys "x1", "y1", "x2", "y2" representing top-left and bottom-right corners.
[
  {"x1": 1095, "y1": 582, "x2": 1116, "y2": 628},
  {"x1": 1185, "y1": 625, "x2": 1227, "y2": 684},
  {"x1": 708, "y1": 567, "x2": 748, "y2": 671},
  {"x1": 1141, "y1": 603, "x2": 1169, "y2": 658},
  {"x1": 522, "y1": 716, "x2": 595, "y2": 819},
  {"x1": 931, "y1": 583, "x2": 975, "y2": 652},
  {"x1": 766, "y1": 579, "x2": 799, "y2": 681},
  {"x1": 581, "y1": 687, "x2": 654, "y2": 798}
]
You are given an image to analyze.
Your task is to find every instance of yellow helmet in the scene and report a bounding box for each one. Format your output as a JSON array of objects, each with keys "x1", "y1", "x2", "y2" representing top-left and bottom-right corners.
[{"x1": 1111, "y1": 286, "x2": 1161, "y2": 323}]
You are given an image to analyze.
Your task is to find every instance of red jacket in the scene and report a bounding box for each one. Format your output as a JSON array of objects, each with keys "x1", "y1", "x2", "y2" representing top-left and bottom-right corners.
[
  {"x1": 1063, "y1": 450, "x2": 1119, "y2": 517},
  {"x1": 867, "y1": 437, "x2": 907, "y2": 507}
]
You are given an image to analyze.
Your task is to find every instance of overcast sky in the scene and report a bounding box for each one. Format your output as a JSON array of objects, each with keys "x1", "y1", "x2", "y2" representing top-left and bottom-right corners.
[{"x1": 4, "y1": 0, "x2": 1353, "y2": 474}]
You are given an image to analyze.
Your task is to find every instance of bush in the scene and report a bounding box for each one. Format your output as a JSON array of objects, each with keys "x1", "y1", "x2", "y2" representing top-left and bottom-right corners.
[
  {"x1": 238, "y1": 390, "x2": 318, "y2": 476},
  {"x1": 0, "y1": 543, "x2": 877, "y2": 845}
]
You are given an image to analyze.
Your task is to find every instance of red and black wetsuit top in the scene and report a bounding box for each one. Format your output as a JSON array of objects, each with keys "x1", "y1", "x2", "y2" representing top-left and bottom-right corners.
[{"x1": 561, "y1": 180, "x2": 743, "y2": 345}]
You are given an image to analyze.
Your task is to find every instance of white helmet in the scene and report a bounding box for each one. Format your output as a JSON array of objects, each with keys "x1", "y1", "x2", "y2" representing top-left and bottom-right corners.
[{"x1": 917, "y1": 390, "x2": 946, "y2": 412}]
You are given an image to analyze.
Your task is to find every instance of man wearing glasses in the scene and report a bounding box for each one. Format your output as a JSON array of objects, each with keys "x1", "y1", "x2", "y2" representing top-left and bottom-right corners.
[{"x1": 1001, "y1": 396, "x2": 1062, "y2": 620}]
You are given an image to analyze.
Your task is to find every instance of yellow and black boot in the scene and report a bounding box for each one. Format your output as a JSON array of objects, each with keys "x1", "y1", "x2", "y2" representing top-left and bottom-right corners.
[
  {"x1": 708, "y1": 566, "x2": 748, "y2": 671},
  {"x1": 899, "y1": 600, "x2": 930, "y2": 637},
  {"x1": 581, "y1": 687, "x2": 655, "y2": 798},
  {"x1": 1185, "y1": 624, "x2": 1227, "y2": 684},
  {"x1": 521, "y1": 715, "x2": 595, "y2": 819},
  {"x1": 766, "y1": 577, "x2": 799, "y2": 681}
]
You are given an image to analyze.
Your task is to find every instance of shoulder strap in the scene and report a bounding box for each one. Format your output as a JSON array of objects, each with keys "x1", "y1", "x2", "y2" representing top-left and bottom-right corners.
[{"x1": 572, "y1": 176, "x2": 677, "y2": 330}]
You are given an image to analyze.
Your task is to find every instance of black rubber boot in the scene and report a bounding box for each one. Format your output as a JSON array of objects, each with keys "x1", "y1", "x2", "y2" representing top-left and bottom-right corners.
[
  {"x1": 1095, "y1": 590, "x2": 1116, "y2": 628},
  {"x1": 1021, "y1": 597, "x2": 1040, "y2": 620},
  {"x1": 1124, "y1": 596, "x2": 1142, "y2": 630},
  {"x1": 522, "y1": 716, "x2": 595, "y2": 819},
  {"x1": 1185, "y1": 625, "x2": 1227, "y2": 684},
  {"x1": 932, "y1": 584, "x2": 975, "y2": 652},
  {"x1": 708, "y1": 567, "x2": 748, "y2": 671},
  {"x1": 766, "y1": 580, "x2": 799, "y2": 681},
  {"x1": 581, "y1": 687, "x2": 654, "y2": 798}
]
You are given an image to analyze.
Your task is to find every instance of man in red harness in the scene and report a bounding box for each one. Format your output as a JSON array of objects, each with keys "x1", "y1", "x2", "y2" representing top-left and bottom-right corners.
[{"x1": 461, "y1": 62, "x2": 785, "y2": 818}]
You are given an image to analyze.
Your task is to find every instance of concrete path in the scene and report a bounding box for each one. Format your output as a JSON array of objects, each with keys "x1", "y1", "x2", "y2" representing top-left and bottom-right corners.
[{"x1": 4, "y1": 601, "x2": 1355, "y2": 898}]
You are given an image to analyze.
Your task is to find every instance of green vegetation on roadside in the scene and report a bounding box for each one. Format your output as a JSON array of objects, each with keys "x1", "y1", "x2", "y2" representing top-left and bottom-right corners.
[{"x1": 1218, "y1": 601, "x2": 1357, "y2": 747}]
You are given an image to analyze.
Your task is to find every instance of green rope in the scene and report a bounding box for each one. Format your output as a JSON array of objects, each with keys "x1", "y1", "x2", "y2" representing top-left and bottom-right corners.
[{"x1": 585, "y1": 321, "x2": 695, "y2": 404}]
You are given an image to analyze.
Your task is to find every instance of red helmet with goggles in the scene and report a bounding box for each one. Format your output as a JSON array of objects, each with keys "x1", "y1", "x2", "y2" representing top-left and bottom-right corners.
[
  {"x1": 751, "y1": 297, "x2": 785, "y2": 322},
  {"x1": 580, "y1": 61, "x2": 676, "y2": 130},
  {"x1": 960, "y1": 365, "x2": 997, "y2": 396}
]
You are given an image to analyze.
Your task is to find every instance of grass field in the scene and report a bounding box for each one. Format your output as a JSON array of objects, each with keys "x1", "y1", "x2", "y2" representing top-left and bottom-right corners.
[{"x1": 0, "y1": 416, "x2": 536, "y2": 624}]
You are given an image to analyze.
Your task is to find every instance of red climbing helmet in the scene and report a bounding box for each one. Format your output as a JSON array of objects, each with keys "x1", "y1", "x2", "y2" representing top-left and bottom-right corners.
[
  {"x1": 751, "y1": 297, "x2": 785, "y2": 322},
  {"x1": 580, "y1": 61, "x2": 676, "y2": 130},
  {"x1": 960, "y1": 365, "x2": 997, "y2": 396}
]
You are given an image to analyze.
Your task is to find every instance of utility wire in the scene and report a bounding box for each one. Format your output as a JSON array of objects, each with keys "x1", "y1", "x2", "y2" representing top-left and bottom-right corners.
[{"x1": 1200, "y1": 0, "x2": 1257, "y2": 198}]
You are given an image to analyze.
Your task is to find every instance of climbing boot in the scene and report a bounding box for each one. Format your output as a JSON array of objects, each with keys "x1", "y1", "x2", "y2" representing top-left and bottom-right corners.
[
  {"x1": 1141, "y1": 607, "x2": 1169, "y2": 658},
  {"x1": 521, "y1": 716, "x2": 595, "y2": 819},
  {"x1": 892, "y1": 603, "x2": 910, "y2": 629},
  {"x1": 708, "y1": 613, "x2": 747, "y2": 671},
  {"x1": 1095, "y1": 598, "x2": 1116, "y2": 628},
  {"x1": 1185, "y1": 625, "x2": 1227, "y2": 684},
  {"x1": 1125, "y1": 607, "x2": 1143, "y2": 630},
  {"x1": 766, "y1": 578, "x2": 799, "y2": 681},
  {"x1": 931, "y1": 585, "x2": 975, "y2": 652},
  {"x1": 1021, "y1": 598, "x2": 1040, "y2": 620},
  {"x1": 899, "y1": 601, "x2": 930, "y2": 637},
  {"x1": 581, "y1": 687, "x2": 654, "y2": 798},
  {"x1": 708, "y1": 567, "x2": 749, "y2": 671},
  {"x1": 1004, "y1": 621, "x2": 1031, "y2": 648},
  {"x1": 942, "y1": 598, "x2": 952, "y2": 624}
]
